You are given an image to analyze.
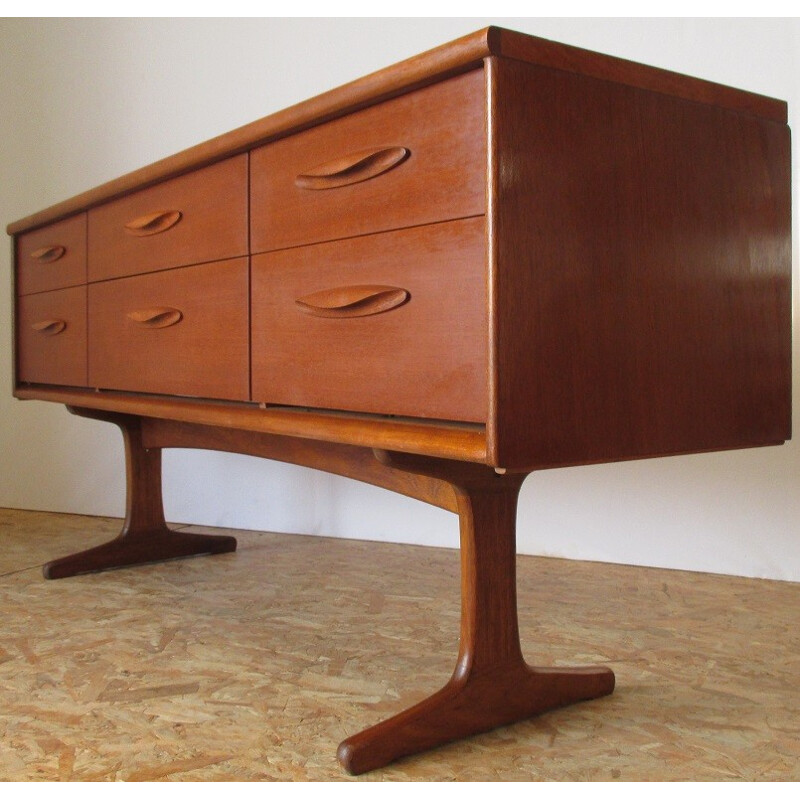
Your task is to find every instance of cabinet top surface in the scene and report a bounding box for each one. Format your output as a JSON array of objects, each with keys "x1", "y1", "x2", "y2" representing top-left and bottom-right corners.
[{"x1": 7, "y1": 25, "x2": 788, "y2": 235}]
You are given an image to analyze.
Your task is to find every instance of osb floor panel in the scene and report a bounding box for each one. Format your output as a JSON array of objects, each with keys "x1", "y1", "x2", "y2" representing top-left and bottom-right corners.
[{"x1": 1, "y1": 507, "x2": 799, "y2": 781}]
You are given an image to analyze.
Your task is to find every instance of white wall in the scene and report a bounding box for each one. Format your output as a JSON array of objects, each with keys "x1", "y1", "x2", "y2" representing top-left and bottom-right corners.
[{"x1": 1, "y1": 18, "x2": 798, "y2": 581}]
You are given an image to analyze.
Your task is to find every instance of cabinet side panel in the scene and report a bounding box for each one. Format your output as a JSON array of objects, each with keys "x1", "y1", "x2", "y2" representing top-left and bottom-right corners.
[{"x1": 489, "y1": 58, "x2": 791, "y2": 469}]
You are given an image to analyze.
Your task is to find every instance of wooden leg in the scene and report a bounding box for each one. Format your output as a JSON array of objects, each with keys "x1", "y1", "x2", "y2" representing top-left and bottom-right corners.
[
  {"x1": 336, "y1": 451, "x2": 615, "y2": 775},
  {"x1": 43, "y1": 407, "x2": 237, "y2": 579}
]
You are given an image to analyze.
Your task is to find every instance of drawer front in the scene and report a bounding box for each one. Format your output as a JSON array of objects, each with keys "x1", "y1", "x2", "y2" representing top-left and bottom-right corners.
[
  {"x1": 251, "y1": 69, "x2": 486, "y2": 254},
  {"x1": 252, "y1": 217, "x2": 487, "y2": 422},
  {"x1": 88, "y1": 155, "x2": 248, "y2": 282},
  {"x1": 16, "y1": 214, "x2": 86, "y2": 296},
  {"x1": 88, "y1": 258, "x2": 249, "y2": 401},
  {"x1": 17, "y1": 286, "x2": 87, "y2": 386}
]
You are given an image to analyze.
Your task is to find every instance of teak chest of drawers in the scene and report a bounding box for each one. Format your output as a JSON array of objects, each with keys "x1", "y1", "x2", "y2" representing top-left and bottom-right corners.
[{"x1": 8, "y1": 28, "x2": 792, "y2": 774}]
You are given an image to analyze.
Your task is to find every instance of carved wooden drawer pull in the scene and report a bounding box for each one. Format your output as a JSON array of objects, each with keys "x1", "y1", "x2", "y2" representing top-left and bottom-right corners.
[
  {"x1": 295, "y1": 285, "x2": 409, "y2": 318},
  {"x1": 123, "y1": 210, "x2": 182, "y2": 237},
  {"x1": 31, "y1": 319, "x2": 67, "y2": 336},
  {"x1": 126, "y1": 307, "x2": 183, "y2": 328},
  {"x1": 30, "y1": 245, "x2": 66, "y2": 263},
  {"x1": 295, "y1": 146, "x2": 410, "y2": 190}
]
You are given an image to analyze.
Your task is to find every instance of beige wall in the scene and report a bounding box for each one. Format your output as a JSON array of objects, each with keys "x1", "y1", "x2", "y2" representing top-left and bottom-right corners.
[{"x1": 1, "y1": 18, "x2": 798, "y2": 579}]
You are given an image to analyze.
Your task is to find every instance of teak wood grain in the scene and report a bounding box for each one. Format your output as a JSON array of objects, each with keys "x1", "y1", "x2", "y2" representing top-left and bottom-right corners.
[
  {"x1": 251, "y1": 217, "x2": 487, "y2": 423},
  {"x1": 6, "y1": 26, "x2": 792, "y2": 775},
  {"x1": 250, "y1": 69, "x2": 485, "y2": 253},
  {"x1": 43, "y1": 407, "x2": 237, "y2": 579},
  {"x1": 140, "y1": 419, "x2": 459, "y2": 513},
  {"x1": 337, "y1": 452, "x2": 614, "y2": 774},
  {"x1": 13, "y1": 385, "x2": 489, "y2": 463},
  {"x1": 88, "y1": 155, "x2": 247, "y2": 282},
  {"x1": 16, "y1": 213, "x2": 86, "y2": 296},
  {"x1": 487, "y1": 57, "x2": 792, "y2": 469},
  {"x1": 7, "y1": 28, "x2": 785, "y2": 237},
  {"x1": 88, "y1": 258, "x2": 249, "y2": 401},
  {"x1": 16, "y1": 285, "x2": 87, "y2": 387}
]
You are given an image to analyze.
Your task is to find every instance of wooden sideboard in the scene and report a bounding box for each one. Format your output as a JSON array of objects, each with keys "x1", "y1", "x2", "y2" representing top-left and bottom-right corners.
[{"x1": 8, "y1": 27, "x2": 792, "y2": 774}]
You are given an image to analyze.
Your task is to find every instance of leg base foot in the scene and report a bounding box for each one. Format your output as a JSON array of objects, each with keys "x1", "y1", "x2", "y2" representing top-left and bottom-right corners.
[
  {"x1": 337, "y1": 661, "x2": 615, "y2": 775},
  {"x1": 43, "y1": 528, "x2": 237, "y2": 579}
]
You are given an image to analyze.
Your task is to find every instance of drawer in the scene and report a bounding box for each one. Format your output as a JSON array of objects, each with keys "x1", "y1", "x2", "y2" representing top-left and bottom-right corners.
[
  {"x1": 251, "y1": 69, "x2": 485, "y2": 254},
  {"x1": 16, "y1": 214, "x2": 86, "y2": 296},
  {"x1": 17, "y1": 285, "x2": 87, "y2": 386},
  {"x1": 88, "y1": 155, "x2": 248, "y2": 282},
  {"x1": 251, "y1": 217, "x2": 487, "y2": 422},
  {"x1": 88, "y1": 258, "x2": 249, "y2": 401}
]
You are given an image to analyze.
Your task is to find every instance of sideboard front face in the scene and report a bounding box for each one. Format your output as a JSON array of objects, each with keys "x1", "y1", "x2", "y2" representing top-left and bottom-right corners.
[{"x1": 14, "y1": 68, "x2": 492, "y2": 438}]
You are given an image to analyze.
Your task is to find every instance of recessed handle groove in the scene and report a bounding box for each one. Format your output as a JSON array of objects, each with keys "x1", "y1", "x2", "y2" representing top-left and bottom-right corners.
[
  {"x1": 124, "y1": 210, "x2": 182, "y2": 237},
  {"x1": 127, "y1": 307, "x2": 183, "y2": 328},
  {"x1": 295, "y1": 285, "x2": 409, "y2": 318},
  {"x1": 30, "y1": 245, "x2": 66, "y2": 263},
  {"x1": 31, "y1": 319, "x2": 67, "y2": 336},
  {"x1": 295, "y1": 146, "x2": 410, "y2": 190}
]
